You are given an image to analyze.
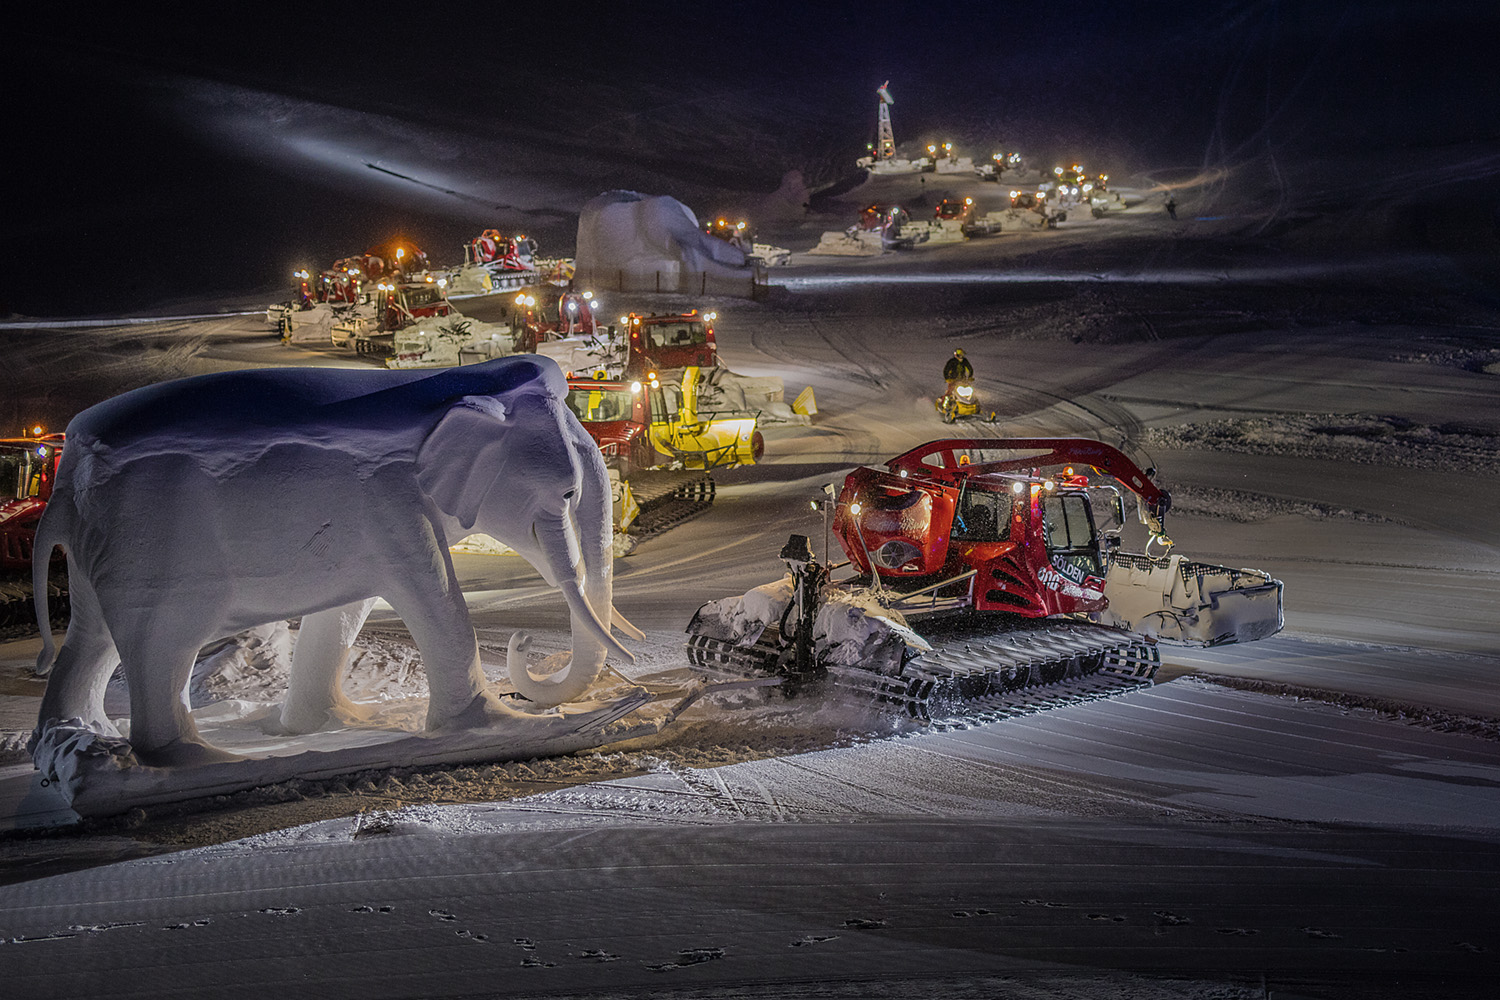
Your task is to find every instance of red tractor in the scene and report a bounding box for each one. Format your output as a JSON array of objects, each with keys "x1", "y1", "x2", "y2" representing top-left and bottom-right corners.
[
  {"x1": 361, "y1": 240, "x2": 430, "y2": 281},
  {"x1": 373, "y1": 274, "x2": 452, "y2": 331},
  {"x1": 934, "y1": 197, "x2": 975, "y2": 225},
  {"x1": 704, "y1": 217, "x2": 752, "y2": 252},
  {"x1": 831, "y1": 438, "x2": 1168, "y2": 619},
  {"x1": 1, "y1": 429, "x2": 67, "y2": 631},
  {"x1": 857, "y1": 204, "x2": 904, "y2": 231},
  {"x1": 319, "y1": 257, "x2": 366, "y2": 304},
  {"x1": 565, "y1": 369, "x2": 763, "y2": 535},
  {"x1": 565, "y1": 370, "x2": 763, "y2": 478},
  {"x1": 687, "y1": 437, "x2": 1284, "y2": 717},
  {"x1": 621, "y1": 310, "x2": 719, "y2": 377},
  {"x1": 513, "y1": 290, "x2": 601, "y2": 354},
  {"x1": 469, "y1": 229, "x2": 537, "y2": 272},
  {"x1": 0, "y1": 429, "x2": 62, "y2": 572}
]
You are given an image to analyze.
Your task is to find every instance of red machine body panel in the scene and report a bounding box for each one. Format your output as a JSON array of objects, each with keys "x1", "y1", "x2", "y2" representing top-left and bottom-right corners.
[{"x1": 832, "y1": 438, "x2": 1170, "y2": 620}]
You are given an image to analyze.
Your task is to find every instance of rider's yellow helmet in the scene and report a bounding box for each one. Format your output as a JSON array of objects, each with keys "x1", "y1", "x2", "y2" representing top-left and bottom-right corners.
[{"x1": 953, "y1": 349, "x2": 965, "y2": 358}]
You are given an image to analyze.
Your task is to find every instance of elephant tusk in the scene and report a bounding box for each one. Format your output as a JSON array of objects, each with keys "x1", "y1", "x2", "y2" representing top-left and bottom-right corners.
[
  {"x1": 556, "y1": 578, "x2": 634, "y2": 665},
  {"x1": 611, "y1": 606, "x2": 646, "y2": 641}
]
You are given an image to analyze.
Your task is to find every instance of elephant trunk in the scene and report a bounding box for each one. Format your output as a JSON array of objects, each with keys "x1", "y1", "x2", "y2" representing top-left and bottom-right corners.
[{"x1": 507, "y1": 462, "x2": 625, "y2": 706}]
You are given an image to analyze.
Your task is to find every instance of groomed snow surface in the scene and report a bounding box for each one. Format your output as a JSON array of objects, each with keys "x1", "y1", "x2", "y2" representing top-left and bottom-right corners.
[{"x1": 3, "y1": 162, "x2": 1500, "y2": 998}]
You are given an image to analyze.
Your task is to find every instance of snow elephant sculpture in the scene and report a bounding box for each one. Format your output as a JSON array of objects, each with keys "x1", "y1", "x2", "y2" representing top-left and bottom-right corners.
[{"x1": 30, "y1": 355, "x2": 640, "y2": 768}]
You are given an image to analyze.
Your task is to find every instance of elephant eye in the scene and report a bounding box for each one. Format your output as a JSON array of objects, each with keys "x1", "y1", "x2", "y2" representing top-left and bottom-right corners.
[{"x1": 563, "y1": 489, "x2": 576, "y2": 500}]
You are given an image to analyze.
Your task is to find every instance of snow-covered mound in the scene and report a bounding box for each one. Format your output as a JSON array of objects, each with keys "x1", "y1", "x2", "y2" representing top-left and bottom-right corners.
[
  {"x1": 1147, "y1": 412, "x2": 1500, "y2": 474},
  {"x1": 272, "y1": 303, "x2": 374, "y2": 347},
  {"x1": 386, "y1": 311, "x2": 513, "y2": 369},
  {"x1": 533, "y1": 334, "x2": 626, "y2": 379},
  {"x1": 574, "y1": 191, "x2": 752, "y2": 290}
]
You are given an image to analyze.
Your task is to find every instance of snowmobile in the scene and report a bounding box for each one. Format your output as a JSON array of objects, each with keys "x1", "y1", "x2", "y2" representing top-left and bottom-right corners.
[
  {"x1": 685, "y1": 438, "x2": 1284, "y2": 718},
  {"x1": 936, "y1": 379, "x2": 995, "y2": 424}
]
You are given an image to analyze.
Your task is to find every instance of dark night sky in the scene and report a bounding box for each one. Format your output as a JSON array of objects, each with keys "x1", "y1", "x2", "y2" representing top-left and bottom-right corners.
[{"x1": 4, "y1": 1, "x2": 1497, "y2": 315}]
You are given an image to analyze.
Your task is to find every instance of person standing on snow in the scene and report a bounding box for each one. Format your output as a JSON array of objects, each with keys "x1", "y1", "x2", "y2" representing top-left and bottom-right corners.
[{"x1": 1165, "y1": 194, "x2": 1178, "y2": 220}]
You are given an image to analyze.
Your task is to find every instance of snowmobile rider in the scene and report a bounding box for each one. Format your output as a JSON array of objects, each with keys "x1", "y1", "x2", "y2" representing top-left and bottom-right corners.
[{"x1": 943, "y1": 348, "x2": 974, "y2": 384}]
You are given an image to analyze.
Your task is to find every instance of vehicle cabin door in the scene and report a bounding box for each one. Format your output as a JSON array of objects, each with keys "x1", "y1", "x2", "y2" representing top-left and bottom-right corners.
[
  {"x1": 1041, "y1": 493, "x2": 1103, "y2": 584},
  {"x1": 647, "y1": 383, "x2": 681, "y2": 457}
]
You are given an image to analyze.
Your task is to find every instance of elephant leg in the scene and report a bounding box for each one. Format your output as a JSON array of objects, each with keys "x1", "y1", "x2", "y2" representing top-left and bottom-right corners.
[
  {"x1": 115, "y1": 625, "x2": 239, "y2": 767},
  {"x1": 35, "y1": 568, "x2": 121, "y2": 737},
  {"x1": 382, "y1": 580, "x2": 519, "y2": 732},
  {"x1": 280, "y1": 599, "x2": 376, "y2": 734}
]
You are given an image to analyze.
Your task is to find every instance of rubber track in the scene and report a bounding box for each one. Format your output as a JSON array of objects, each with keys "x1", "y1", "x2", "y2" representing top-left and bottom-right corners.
[
  {"x1": 686, "y1": 617, "x2": 1158, "y2": 721},
  {"x1": 627, "y1": 473, "x2": 716, "y2": 538}
]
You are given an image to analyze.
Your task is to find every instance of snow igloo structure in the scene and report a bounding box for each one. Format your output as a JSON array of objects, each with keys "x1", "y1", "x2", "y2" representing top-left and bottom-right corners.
[{"x1": 574, "y1": 190, "x2": 758, "y2": 296}]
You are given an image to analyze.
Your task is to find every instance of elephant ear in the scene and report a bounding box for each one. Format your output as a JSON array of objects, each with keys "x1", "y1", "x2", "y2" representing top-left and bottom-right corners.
[{"x1": 416, "y1": 396, "x2": 509, "y2": 531}]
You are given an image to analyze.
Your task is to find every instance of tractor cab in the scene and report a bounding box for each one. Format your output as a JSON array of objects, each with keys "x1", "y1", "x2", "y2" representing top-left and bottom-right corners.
[
  {"x1": 566, "y1": 367, "x2": 762, "y2": 476},
  {"x1": 623, "y1": 311, "x2": 718, "y2": 376},
  {"x1": 935, "y1": 198, "x2": 975, "y2": 223},
  {"x1": 1040, "y1": 488, "x2": 1106, "y2": 589},
  {"x1": 833, "y1": 440, "x2": 1164, "y2": 619},
  {"x1": 320, "y1": 258, "x2": 365, "y2": 304},
  {"x1": 376, "y1": 277, "x2": 451, "y2": 331},
  {"x1": 858, "y1": 204, "x2": 904, "y2": 231}
]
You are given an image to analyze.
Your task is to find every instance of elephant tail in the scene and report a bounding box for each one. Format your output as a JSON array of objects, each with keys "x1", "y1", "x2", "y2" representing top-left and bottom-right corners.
[{"x1": 32, "y1": 489, "x2": 71, "y2": 674}]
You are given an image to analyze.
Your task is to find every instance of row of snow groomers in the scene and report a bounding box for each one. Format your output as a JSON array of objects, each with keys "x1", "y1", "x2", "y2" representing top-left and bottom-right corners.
[{"x1": 687, "y1": 617, "x2": 1158, "y2": 722}]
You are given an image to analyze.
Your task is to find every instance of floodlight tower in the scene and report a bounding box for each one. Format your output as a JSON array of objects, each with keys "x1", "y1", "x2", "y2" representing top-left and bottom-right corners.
[{"x1": 875, "y1": 81, "x2": 896, "y2": 160}]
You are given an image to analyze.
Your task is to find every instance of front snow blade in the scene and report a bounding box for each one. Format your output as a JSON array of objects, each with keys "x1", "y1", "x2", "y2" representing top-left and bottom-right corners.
[{"x1": 1098, "y1": 552, "x2": 1285, "y2": 646}]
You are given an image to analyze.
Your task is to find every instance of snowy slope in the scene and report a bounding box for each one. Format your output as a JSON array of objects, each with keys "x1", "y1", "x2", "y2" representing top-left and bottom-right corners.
[{"x1": 2, "y1": 126, "x2": 1499, "y2": 996}]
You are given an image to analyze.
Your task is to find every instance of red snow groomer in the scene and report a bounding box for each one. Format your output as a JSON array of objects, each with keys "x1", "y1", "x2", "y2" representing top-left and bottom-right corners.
[
  {"x1": 361, "y1": 241, "x2": 430, "y2": 281},
  {"x1": 469, "y1": 229, "x2": 537, "y2": 272},
  {"x1": 934, "y1": 197, "x2": 975, "y2": 224},
  {"x1": 704, "y1": 217, "x2": 752, "y2": 252},
  {"x1": 0, "y1": 429, "x2": 66, "y2": 632},
  {"x1": 0, "y1": 429, "x2": 62, "y2": 572},
  {"x1": 373, "y1": 273, "x2": 452, "y2": 332},
  {"x1": 319, "y1": 257, "x2": 366, "y2": 305},
  {"x1": 686, "y1": 437, "x2": 1284, "y2": 718},
  {"x1": 622, "y1": 310, "x2": 719, "y2": 377},
  {"x1": 512, "y1": 289, "x2": 600, "y2": 353},
  {"x1": 857, "y1": 204, "x2": 902, "y2": 230}
]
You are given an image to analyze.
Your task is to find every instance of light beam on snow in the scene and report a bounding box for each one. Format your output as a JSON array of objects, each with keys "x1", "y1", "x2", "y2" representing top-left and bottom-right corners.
[
  {"x1": 0, "y1": 311, "x2": 264, "y2": 329},
  {"x1": 772, "y1": 258, "x2": 1430, "y2": 289}
]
